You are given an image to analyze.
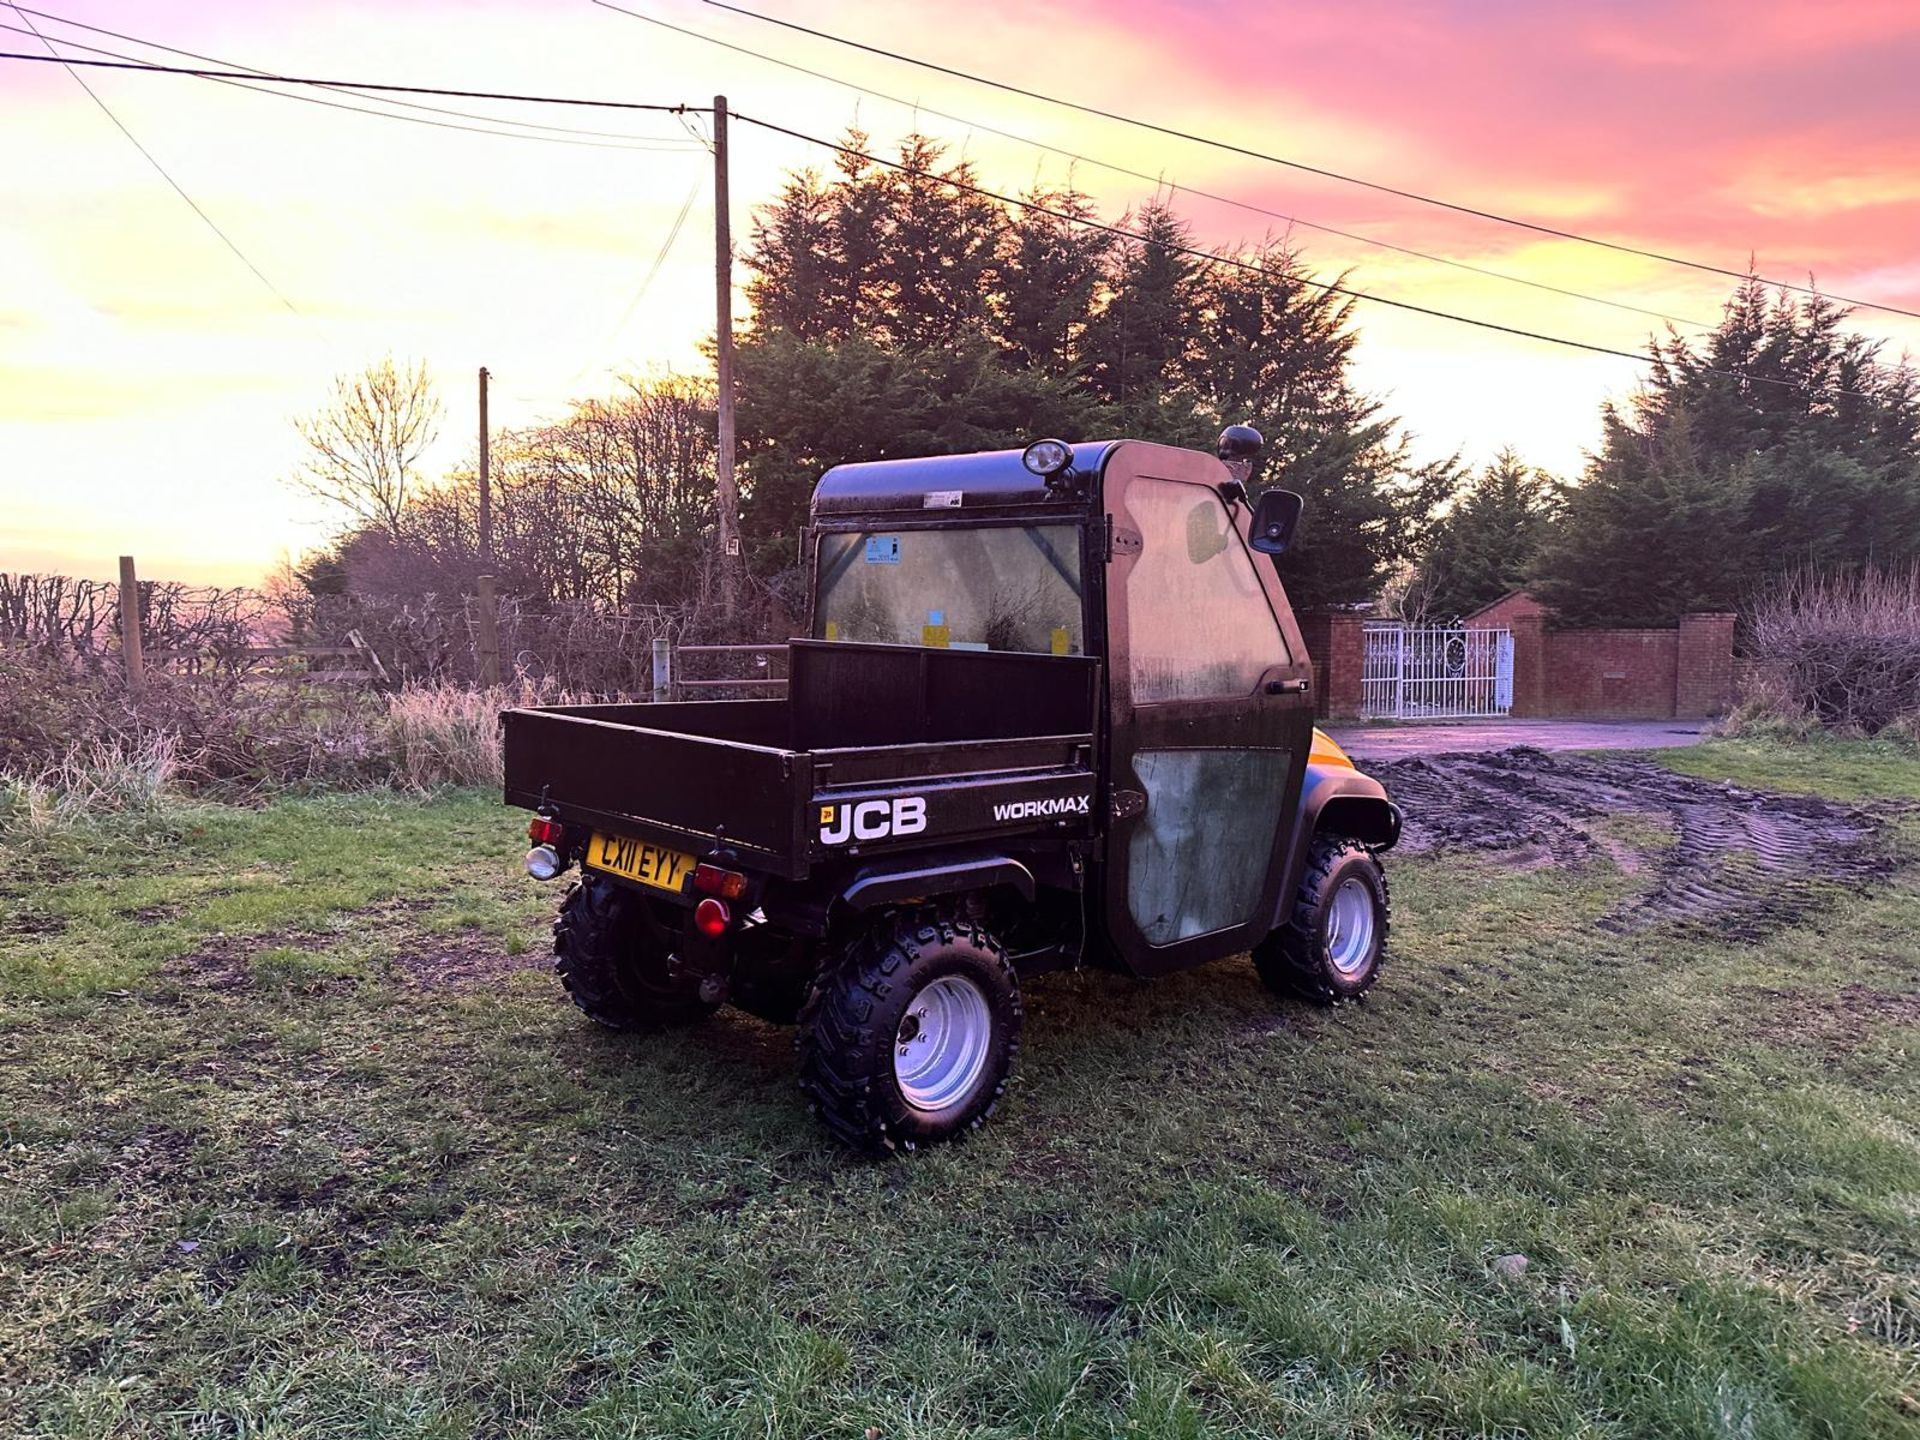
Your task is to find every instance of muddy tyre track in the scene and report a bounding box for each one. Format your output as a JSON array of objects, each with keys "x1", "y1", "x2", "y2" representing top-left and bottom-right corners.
[{"x1": 1372, "y1": 748, "x2": 1903, "y2": 939}]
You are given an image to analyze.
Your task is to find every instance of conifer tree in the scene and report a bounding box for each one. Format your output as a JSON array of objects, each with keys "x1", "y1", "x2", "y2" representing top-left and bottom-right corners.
[
  {"x1": 1415, "y1": 448, "x2": 1561, "y2": 622},
  {"x1": 1534, "y1": 276, "x2": 1920, "y2": 625}
]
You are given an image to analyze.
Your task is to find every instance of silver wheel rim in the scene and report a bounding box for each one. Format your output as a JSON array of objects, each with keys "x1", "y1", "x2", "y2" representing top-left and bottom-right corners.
[
  {"x1": 1325, "y1": 877, "x2": 1377, "y2": 978},
  {"x1": 894, "y1": 975, "x2": 993, "y2": 1112}
]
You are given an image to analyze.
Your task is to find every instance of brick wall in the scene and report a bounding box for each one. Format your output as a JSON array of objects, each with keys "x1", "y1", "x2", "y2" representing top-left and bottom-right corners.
[
  {"x1": 1543, "y1": 629, "x2": 1679, "y2": 718},
  {"x1": 1306, "y1": 594, "x2": 1738, "y2": 722}
]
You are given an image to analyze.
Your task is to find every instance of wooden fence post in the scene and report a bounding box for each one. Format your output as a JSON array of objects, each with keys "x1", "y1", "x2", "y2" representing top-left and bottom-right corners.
[
  {"x1": 474, "y1": 574, "x2": 501, "y2": 687},
  {"x1": 118, "y1": 554, "x2": 145, "y2": 698},
  {"x1": 652, "y1": 636, "x2": 671, "y2": 703}
]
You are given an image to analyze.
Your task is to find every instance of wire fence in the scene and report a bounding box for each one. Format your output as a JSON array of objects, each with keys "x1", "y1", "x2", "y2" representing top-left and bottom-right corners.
[{"x1": 0, "y1": 567, "x2": 792, "y2": 697}]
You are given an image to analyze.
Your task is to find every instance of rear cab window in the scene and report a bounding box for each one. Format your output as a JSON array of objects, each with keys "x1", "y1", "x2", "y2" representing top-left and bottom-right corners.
[{"x1": 814, "y1": 525, "x2": 1086, "y2": 656}]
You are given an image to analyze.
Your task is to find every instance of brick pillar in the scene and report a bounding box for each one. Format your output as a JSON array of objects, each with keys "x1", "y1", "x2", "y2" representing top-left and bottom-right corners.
[
  {"x1": 1675, "y1": 612, "x2": 1737, "y2": 718},
  {"x1": 1319, "y1": 612, "x2": 1366, "y2": 720},
  {"x1": 1508, "y1": 613, "x2": 1547, "y2": 717}
]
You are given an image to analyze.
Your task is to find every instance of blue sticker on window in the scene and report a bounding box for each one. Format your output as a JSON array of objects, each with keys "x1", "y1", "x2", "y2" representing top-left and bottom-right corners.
[{"x1": 864, "y1": 535, "x2": 901, "y2": 564}]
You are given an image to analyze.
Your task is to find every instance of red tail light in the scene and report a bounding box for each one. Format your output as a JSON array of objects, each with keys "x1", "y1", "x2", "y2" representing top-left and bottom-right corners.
[
  {"x1": 528, "y1": 816, "x2": 565, "y2": 847},
  {"x1": 694, "y1": 898, "x2": 731, "y2": 937},
  {"x1": 692, "y1": 863, "x2": 748, "y2": 899}
]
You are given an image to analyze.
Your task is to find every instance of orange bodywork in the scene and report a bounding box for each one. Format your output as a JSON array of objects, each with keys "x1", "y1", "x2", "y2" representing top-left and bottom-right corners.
[{"x1": 1309, "y1": 727, "x2": 1355, "y2": 769}]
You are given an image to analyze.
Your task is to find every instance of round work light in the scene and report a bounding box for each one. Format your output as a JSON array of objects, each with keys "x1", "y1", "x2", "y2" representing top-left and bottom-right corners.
[{"x1": 1021, "y1": 438, "x2": 1073, "y2": 479}]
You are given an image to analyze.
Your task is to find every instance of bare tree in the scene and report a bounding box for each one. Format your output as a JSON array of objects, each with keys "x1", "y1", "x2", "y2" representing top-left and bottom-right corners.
[{"x1": 291, "y1": 357, "x2": 442, "y2": 540}]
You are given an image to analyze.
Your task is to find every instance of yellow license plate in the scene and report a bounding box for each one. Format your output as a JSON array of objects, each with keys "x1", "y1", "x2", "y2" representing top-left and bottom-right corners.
[{"x1": 585, "y1": 832, "x2": 697, "y2": 893}]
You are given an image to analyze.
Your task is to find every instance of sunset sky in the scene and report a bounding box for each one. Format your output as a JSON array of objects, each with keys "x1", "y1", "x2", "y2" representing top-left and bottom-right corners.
[{"x1": 3, "y1": 0, "x2": 1917, "y2": 586}]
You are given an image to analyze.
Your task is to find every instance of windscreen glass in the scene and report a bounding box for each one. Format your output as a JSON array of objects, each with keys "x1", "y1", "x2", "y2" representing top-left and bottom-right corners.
[{"x1": 814, "y1": 525, "x2": 1084, "y2": 655}]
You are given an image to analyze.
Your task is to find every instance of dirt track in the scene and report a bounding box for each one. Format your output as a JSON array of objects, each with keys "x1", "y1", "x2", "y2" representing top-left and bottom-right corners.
[{"x1": 1372, "y1": 749, "x2": 1902, "y2": 940}]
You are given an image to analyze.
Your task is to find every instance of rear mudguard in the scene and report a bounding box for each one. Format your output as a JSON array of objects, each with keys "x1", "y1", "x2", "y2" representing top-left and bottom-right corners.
[{"x1": 837, "y1": 850, "x2": 1036, "y2": 912}]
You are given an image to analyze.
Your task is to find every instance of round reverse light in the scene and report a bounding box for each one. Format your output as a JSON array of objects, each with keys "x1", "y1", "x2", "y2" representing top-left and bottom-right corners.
[
  {"x1": 694, "y1": 898, "x2": 731, "y2": 937},
  {"x1": 524, "y1": 844, "x2": 563, "y2": 881},
  {"x1": 1021, "y1": 438, "x2": 1072, "y2": 478}
]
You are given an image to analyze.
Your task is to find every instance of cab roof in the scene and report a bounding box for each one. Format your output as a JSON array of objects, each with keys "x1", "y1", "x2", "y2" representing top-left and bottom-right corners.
[{"x1": 811, "y1": 442, "x2": 1121, "y2": 519}]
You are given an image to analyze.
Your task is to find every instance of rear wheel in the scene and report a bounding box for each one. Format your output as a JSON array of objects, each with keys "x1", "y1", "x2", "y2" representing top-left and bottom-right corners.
[
  {"x1": 798, "y1": 910, "x2": 1021, "y2": 1154},
  {"x1": 553, "y1": 873, "x2": 715, "y2": 1030},
  {"x1": 1254, "y1": 836, "x2": 1389, "y2": 1004}
]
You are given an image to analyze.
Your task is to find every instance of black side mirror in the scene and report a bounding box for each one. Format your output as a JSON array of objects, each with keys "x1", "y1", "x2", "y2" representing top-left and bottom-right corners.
[{"x1": 1248, "y1": 489, "x2": 1304, "y2": 555}]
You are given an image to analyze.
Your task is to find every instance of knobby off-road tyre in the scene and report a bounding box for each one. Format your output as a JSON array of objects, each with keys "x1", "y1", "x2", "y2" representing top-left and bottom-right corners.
[
  {"x1": 797, "y1": 910, "x2": 1022, "y2": 1154},
  {"x1": 553, "y1": 872, "x2": 716, "y2": 1030},
  {"x1": 1254, "y1": 836, "x2": 1390, "y2": 1004}
]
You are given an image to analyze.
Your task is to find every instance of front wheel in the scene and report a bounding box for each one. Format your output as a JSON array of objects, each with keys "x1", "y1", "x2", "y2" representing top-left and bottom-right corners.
[
  {"x1": 798, "y1": 910, "x2": 1022, "y2": 1154},
  {"x1": 1254, "y1": 837, "x2": 1389, "y2": 1004}
]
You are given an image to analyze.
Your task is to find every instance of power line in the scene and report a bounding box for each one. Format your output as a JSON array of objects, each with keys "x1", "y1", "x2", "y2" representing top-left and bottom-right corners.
[
  {"x1": 0, "y1": 33, "x2": 1890, "y2": 400},
  {"x1": 610, "y1": 179, "x2": 703, "y2": 338},
  {"x1": 5, "y1": 5, "x2": 299, "y2": 314},
  {"x1": 731, "y1": 111, "x2": 1886, "y2": 402},
  {"x1": 0, "y1": 20, "x2": 703, "y2": 152},
  {"x1": 702, "y1": 0, "x2": 1920, "y2": 324},
  {"x1": 11, "y1": 4, "x2": 704, "y2": 147},
  {"x1": 0, "y1": 48, "x2": 706, "y2": 115},
  {"x1": 569, "y1": 176, "x2": 705, "y2": 388},
  {"x1": 596, "y1": 0, "x2": 1714, "y2": 333}
]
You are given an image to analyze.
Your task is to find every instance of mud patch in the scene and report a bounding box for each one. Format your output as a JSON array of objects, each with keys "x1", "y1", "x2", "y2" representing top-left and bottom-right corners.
[
  {"x1": 166, "y1": 921, "x2": 540, "y2": 993},
  {"x1": 1375, "y1": 748, "x2": 1903, "y2": 939},
  {"x1": 1, "y1": 907, "x2": 68, "y2": 938},
  {"x1": 1741, "y1": 984, "x2": 1920, "y2": 1057},
  {"x1": 385, "y1": 933, "x2": 547, "y2": 990},
  {"x1": 165, "y1": 932, "x2": 303, "y2": 991}
]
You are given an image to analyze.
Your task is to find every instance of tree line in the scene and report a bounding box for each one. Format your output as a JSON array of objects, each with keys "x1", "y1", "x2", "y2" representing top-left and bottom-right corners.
[
  {"x1": 294, "y1": 364, "x2": 728, "y2": 615},
  {"x1": 293, "y1": 132, "x2": 1920, "y2": 632}
]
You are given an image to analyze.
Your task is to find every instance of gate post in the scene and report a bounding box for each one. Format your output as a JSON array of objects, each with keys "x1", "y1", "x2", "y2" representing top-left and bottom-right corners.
[
  {"x1": 1318, "y1": 612, "x2": 1366, "y2": 720},
  {"x1": 1508, "y1": 613, "x2": 1547, "y2": 717},
  {"x1": 117, "y1": 554, "x2": 145, "y2": 700},
  {"x1": 651, "y1": 636, "x2": 672, "y2": 703},
  {"x1": 1393, "y1": 626, "x2": 1406, "y2": 718}
]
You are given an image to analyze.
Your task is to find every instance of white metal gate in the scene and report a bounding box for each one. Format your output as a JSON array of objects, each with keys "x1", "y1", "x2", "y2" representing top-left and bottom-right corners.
[{"x1": 1362, "y1": 625, "x2": 1513, "y2": 719}]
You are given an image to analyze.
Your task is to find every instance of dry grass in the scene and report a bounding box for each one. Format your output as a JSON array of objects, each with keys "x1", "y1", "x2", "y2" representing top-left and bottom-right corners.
[
  {"x1": 0, "y1": 655, "x2": 597, "y2": 807},
  {"x1": 383, "y1": 684, "x2": 510, "y2": 790},
  {"x1": 0, "y1": 731, "x2": 182, "y2": 840},
  {"x1": 381, "y1": 680, "x2": 579, "y2": 791}
]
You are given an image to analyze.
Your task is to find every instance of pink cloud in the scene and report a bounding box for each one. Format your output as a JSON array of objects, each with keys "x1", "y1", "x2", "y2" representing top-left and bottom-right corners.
[{"x1": 1003, "y1": 0, "x2": 1920, "y2": 299}]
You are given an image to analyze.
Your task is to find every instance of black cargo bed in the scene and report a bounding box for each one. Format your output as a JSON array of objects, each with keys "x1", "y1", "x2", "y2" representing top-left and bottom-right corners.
[{"x1": 503, "y1": 641, "x2": 1099, "y2": 879}]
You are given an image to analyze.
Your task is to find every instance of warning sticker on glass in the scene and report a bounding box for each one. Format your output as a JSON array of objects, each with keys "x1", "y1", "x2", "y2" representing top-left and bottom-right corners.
[{"x1": 863, "y1": 535, "x2": 901, "y2": 564}]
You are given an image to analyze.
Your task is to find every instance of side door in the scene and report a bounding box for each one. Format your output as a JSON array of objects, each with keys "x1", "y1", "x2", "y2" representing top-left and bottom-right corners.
[{"x1": 1099, "y1": 444, "x2": 1316, "y2": 975}]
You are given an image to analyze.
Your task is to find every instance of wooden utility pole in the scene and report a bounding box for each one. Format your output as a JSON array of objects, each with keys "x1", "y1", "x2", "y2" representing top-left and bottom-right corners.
[
  {"x1": 477, "y1": 365, "x2": 493, "y2": 565},
  {"x1": 118, "y1": 554, "x2": 145, "y2": 699},
  {"x1": 712, "y1": 95, "x2": 743, "y2": 623}
]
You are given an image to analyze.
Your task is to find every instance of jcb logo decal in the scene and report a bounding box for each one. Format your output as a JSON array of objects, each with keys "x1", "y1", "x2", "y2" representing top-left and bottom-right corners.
[{"x1": 819, "y1": 797, "x2": 927, "y2": 845}]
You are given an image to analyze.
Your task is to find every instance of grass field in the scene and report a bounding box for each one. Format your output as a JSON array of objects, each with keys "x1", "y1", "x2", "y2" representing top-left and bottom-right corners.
[{"x1": 3, "y1": 740, "x2": 1916, "y2": 1438}]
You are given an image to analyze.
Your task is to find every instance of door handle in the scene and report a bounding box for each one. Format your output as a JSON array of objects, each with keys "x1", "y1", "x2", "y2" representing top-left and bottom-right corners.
[{"x1": 1265, "y1": 678, "x2": 1310, "y2": 695}]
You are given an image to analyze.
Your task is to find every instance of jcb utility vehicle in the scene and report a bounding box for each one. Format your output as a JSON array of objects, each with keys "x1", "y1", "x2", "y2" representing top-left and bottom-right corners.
[{"x1": 503, "y1": 430, "x2": 1400, "y2": 1153}]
